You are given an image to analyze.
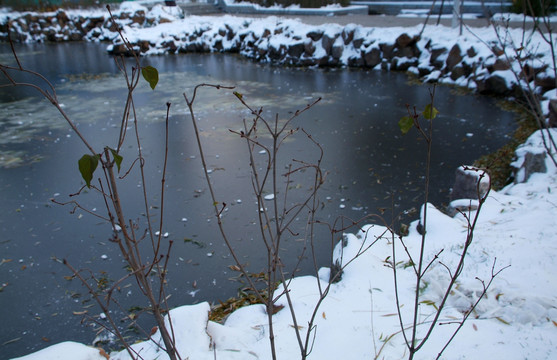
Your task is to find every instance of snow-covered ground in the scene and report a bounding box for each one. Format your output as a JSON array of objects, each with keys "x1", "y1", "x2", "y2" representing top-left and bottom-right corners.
[{"x1": 4, "y1": 3, "x2": 557, "y2": 359}]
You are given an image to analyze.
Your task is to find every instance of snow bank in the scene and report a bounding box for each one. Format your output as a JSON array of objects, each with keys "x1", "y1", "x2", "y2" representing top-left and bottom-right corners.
[
  {"x1": 11, "y1": 341, "x2": 108, "y2": 360},
  {"x1": 2, "y1": 5, "x2": 555, "y2": 117},
  {"x1": 110, "y1": 303, "x2": 213, "y2": 360}
]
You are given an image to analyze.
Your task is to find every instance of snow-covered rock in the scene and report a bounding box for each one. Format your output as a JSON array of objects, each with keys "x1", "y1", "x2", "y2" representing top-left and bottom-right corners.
[
  {"x1": 511, "y1": 128, "x2": 556, "y2": 183},
  {"x1": 2, "y1": 6, "x2": 557, "y2": 114},
  {"x1": 11, "y1": 341, "x2": 108, "y2": 360}
]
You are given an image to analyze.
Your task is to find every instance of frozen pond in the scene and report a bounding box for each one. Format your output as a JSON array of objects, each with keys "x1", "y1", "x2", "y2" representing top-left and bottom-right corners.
[{"x1": 0, "y1": 42, "x2": 517, "y2": 358}]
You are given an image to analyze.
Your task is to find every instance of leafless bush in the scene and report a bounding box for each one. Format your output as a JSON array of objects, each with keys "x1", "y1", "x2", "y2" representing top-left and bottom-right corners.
[
  {"x1": 485, "y1": 2, "x2": 557, "y2": 166},
  {"x1": 392, "y1": 89, "x2": 507, "y2": 360},
  {"x1": 183, "y1": 83, "x2": 387, "y2": 359},
  {"x1": 1, "y1": 6, "x2": 182, "y2": 359}
]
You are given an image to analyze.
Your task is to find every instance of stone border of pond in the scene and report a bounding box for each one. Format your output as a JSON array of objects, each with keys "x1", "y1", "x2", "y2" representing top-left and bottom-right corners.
[
  {"x1": 2, "y1": 7, "x2": 554, "y2": 103},
  {"x1": 1, "y1": 7, "x2": 556, "y2": 155}
]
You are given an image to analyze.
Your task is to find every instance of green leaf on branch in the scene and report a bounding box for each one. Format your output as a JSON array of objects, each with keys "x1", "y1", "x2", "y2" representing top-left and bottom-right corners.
[
  {"x1": 141, "y1": 66, "x2": 159, "y2": 90},
  {"x1": 78, "y1": 154, "x2": 100, "y2": 188},
  {"x1": 106, "y1": 147, "x2": 123, "y2": 172},
  {"x1": 422, "y1": 104, "x2": 439, "y2": 120},
  {"x1": 233, "y1": 91, "x2": 243, "y2": 100},
  {"x1": 398, "y1": 116, "x2": 414, "y2": 135}
]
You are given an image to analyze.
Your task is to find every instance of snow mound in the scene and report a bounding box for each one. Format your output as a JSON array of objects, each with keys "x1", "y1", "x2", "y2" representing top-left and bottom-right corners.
[{"x1": 11, "y1": 341, "x2": 108, "y2": 360}]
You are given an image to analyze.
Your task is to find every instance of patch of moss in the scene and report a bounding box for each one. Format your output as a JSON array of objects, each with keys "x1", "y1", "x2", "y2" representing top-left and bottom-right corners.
[
  {"x1": 209, "y1": 290, "x2": 263, "y2": 323},
  {"x1": 474, "y1": 105, "x2": 539, "y2": 190},
  {"x1": 208, "y1": 270, "x2": 277, "y2": 323},
  {"x1": 406, "y1": 78, "x2": 540, "y2": 191}
]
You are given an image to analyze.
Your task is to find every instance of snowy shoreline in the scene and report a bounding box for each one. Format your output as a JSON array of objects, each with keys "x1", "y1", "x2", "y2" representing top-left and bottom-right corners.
[
  {"x1": 1, "y1": 2, "x2": 557, "y2": 110},
  {"x1": 3, "y1": 3, "x2": 557, "y2": 360},
  {"x1": 13, "y1": 129, "x2": 557, "y2": 360}
]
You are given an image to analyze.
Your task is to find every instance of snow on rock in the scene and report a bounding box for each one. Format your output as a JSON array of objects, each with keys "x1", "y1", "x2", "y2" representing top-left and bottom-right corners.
[
  {"x1": 117, "y1": 2, "x2": 147, "y2": 13},
  {"x1": 511, "y1": 129, "x2": 556, "y2": 183},
  {"x1": 2, "y1": 5, "x2": 556, "y2": 114},
  {"x1": 145, "y1": 4, "x2": 183, "y2": 25},
  {"x1": 449, "y1": 165, "x2": 490, "y2": 207},
  {"x1": 110, "y1": 302, "x2": 212, "y2": 360},
  {"x1": 11, "y1": 341, "x2": 108, "y2": 360}
]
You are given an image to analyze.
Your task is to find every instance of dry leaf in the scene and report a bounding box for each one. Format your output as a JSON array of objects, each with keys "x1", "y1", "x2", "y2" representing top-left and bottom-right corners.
[
  {"x1": 98, "y1": 348, "x2": 110, "y2": 360},
  {"x1": 72, "y1": 310, "x2": 88, "y2": 316},
  {"x1": 272, "y1": 304, "x2": 284, "y2": 314},
  {"x1": 322, "y1": 312, "x2": 327, "y2": 319},
  {"x1": 228, "y1": 265, "x2": 241, "y2": 272},
  {"x1": 2, "y1": 337, "x2": 20, "y2": 346}
]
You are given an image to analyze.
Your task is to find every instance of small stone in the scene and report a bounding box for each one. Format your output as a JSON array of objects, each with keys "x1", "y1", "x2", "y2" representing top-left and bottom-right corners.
[
  {"x1": 445, "y1": 44, "x2": 463, "y2": 70},
  {"x1": 395, "y1": 33, "x2": 413, "y2": 48},
  {"x1": 548, "y1": 99, "x2": 557, "y2": 127},
  {"x1": 513, "y1": 151, "x2": 547, "y2": 183},
  {"x1": 363, "y1": 47, "x2": 381, "y2": 69},
  {"x1": 450, "y1": 166, "x2": 490, "y2": 201},
  {"x1": 321, "y1": 33, "x2": 337, "y2": 55},
  {"x1": 306, "y1": 30, "x2": 323, "y2": 42},
  {"x1": 466, "y1": 46, "x2": 477, "y2": 58}
]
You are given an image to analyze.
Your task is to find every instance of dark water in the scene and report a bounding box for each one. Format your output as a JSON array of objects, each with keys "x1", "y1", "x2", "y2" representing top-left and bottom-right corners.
[{"x1": 0, "y1": 42, "x2": 516, "y2": 358}]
